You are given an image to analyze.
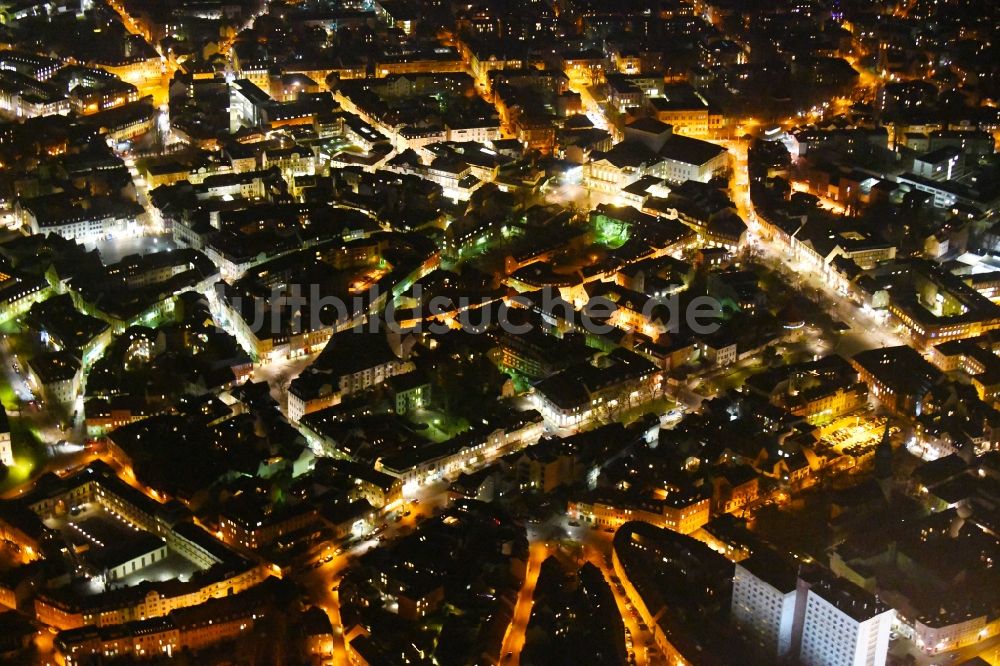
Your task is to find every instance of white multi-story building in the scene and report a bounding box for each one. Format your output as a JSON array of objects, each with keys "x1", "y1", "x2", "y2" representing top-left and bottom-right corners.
[
  {"x1": 532, "y1": 350, "x2": 662, "y2": 430},
  {"x1": 733, "y1": 557, "x2": 895, "y2": 666},
  {"x1": 445, "y1": 122, "x2": 500, "y2": 144},
  {"x1": 286, "y1": 332, "x2": 413, "y2": 423},
  {"x1": 18, "y1": 194, "x2": 144, "y2": 242},
  {"x1": 732, "y1": 552, "x2": 800, "y2": 660},
  {"x1": 28, "y1": 351, "x2": 81, "y2": 405},
  {"x1": 650, "y1": 134, "x2": 730, "y2": 184},
  {"x1": 797, "y1": 573, "x2": 894, "y2": 666}
]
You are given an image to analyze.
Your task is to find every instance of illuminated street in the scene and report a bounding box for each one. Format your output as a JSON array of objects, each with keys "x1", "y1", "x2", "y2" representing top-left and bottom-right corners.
[{"x1": 500, "y1": 541, "x2": 552, "y2": 662}]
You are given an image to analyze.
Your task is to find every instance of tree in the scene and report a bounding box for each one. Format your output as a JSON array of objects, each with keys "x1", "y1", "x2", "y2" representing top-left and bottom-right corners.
[{"x1": 762, "y1": 345, "x2": 782, "y2": 368}]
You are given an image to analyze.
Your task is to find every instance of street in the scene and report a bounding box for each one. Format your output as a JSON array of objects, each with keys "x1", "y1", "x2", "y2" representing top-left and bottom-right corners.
[
  {"x1": 500, "y1": 541, "x2": 549, "y2": 662},
  {"x1": 288, "y1": 484, "x2": 451, "y2": 664}
]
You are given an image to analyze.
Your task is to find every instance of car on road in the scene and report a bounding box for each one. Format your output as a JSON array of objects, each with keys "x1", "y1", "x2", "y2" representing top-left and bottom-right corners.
[{"x1": 568, "y1": 520, "x2": 580, "y2": 526}]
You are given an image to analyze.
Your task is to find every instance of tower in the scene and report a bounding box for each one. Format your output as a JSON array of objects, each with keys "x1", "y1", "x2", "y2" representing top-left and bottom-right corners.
[
  {"x1": 0, "y1": 404, "x2": 12, "y2": 468},
  {"x1": 874, "y1": 421, "x2": 893, "y2": 497}
]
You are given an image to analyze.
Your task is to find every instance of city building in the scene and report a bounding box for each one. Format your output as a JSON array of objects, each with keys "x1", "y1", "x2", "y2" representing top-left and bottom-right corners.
[
  {"x1": 17, "y1": 194, "x2": 144, "y2": 242},
  {"x1": 0, "y1": 1, "x2": 994, "y2": 662},
  {"x1": 55, "y1": 578, "x2": 287, "y2": 665},
  {"x1": 532, "y1": 349, "x2": 662, "y2": 429},
  {"x1": 287, "y1": 332, "x2": 414, "y2": 423},
  {"x1": 883, "y1": 260, "x2": 1000, "y2": 347},
  {"x1": 0, "y1": 404, "x2": 11, "y2": 468},
  {"x1": 648, "y1": 83, "x2": 723, "y2": 138},
  {"x1": 796, "y1": 569, "x2": 894, "y2": 666},
  {"x1": 851, "y1": 346, "x2": 942, "y2": 416},
  {"x1": 733, "y1": 555, "x2": 894, "y2": 666},
  {"x1": 732, "y1": 549, "x2": 800, "y2": 661},
  {"x1": 568, "y1": 487, "x2": 710, "y2": 534},
  {"x1": 27, "y1": 351, "x2": 80, "y2": 404}
]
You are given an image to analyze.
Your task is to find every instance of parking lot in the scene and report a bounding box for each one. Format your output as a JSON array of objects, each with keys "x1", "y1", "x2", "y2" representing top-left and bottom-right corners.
[{"x1": 817, "y1": 415, "x2": 895, "y2": 459}]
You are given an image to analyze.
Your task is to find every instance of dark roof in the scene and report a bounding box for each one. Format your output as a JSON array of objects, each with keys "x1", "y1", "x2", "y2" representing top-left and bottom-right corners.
[
  {"x1": 738, "y1": 547, "x2": 798, "y2": 593},
  {"x1": 627, "y1": 117, "x2": 672, "y2": 135},
  {"x1": 535, "y1": 350, "x2": 658, "y2": 410},
  {"x1": 591, "y1": 141, "x2": 657, "y2": 169},
  {"x1": 659, "y1": 134, "x2": 727, "y2": 166},
  {"x1": 800, "y1": 566, "x2": 891, "y2": 622},
  {"x1": 28, "y1": 350, "x2": 80, "y2": 384},
  {"x1": 916, "y1": 145, "x2": 962, "y2": 164},
  {"x1": 851, "y1": 345, "x2": 942, "y2": 396},
  {"x1": 289, "y1": 331, "x2": 400, "y2": 400}
]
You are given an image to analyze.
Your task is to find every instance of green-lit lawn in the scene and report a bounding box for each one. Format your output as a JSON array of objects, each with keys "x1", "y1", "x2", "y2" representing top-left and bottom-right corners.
[
  {"x1": 1, "y1": 453, "x2": 35, "y2": 492},
  {"x1": 0, "y1": 401, "x2": 45, "y2": 494},
  {"x1": 407, "y1": 407, "x2": 470, "y2": 443},
  {"x1": 583, "y1": 395, "x2": 677, "y2": 432},
  {"x1": 0, "y1": 426, "x2": 42, "y2": 495},
  {"x1": 0, "y1": 378, "x2": 16, "y2": 411},
  {"x1": 499, "y1": 367, "x2": 534, "y2": 395}
]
